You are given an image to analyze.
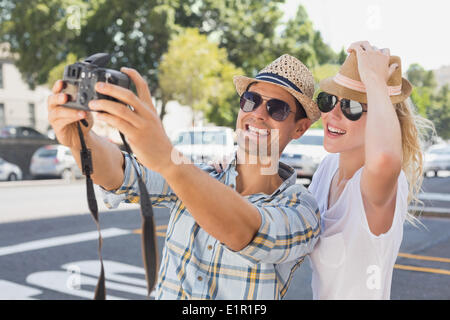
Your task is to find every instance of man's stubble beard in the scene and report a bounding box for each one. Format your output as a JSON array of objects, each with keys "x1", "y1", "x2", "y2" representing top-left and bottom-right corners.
[{"x1": 235, "y1": 128, "x2": 281, "y2": 175}]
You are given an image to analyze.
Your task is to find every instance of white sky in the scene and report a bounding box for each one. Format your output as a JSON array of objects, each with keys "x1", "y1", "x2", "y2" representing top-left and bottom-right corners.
[{"x1": 283, "y1": 0, "x2": 450, "y2": 71}]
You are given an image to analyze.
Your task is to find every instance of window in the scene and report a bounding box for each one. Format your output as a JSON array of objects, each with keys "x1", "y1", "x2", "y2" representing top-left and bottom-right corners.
[
  {"x1": 36, "y1": 149, "x2": 58, "y2": 158},
  {"x1": 0, "y1": 63, "x2": 3, "y2": 89},
  {"x1": 291, "y1": 135, "x2": 324, "y2": 146},
  {"x1": 29, "y1": 103, "x2": 36, "y2": 128},
  {"x1": 20, "y1": 127, "x2": 45, "y2": 139},
  {"x1": 0, "y1": 103, "x2": 4, "y2": 127},
  {"x1": 175, "y1": 131, "x2": 227, "y2": 145}
]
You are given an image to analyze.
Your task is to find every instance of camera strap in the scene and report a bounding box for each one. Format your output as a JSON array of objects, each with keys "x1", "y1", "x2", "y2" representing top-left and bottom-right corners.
[{"x1": 76, "y1": 121, "x2": 158, "y2": 300}]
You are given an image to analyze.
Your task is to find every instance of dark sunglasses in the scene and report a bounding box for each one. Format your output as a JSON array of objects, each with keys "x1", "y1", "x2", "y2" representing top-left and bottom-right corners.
[
  {"x1": 317, "y1": 92, "x2": 367, "y2": 121},
  {"x1": 240, "y1": 91, "x2": 295, "y2": 121}
]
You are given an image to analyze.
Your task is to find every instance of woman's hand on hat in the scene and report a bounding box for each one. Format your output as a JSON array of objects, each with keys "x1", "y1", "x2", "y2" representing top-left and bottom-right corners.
[{"x1": 347, "y1": 41, "x2": 398, "y2": 86}]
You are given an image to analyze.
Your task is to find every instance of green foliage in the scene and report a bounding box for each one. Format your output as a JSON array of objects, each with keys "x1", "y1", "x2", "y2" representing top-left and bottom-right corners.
[
  {"x1": 310, "y1": 118, "x2": 323, "y2": 129},
  {"x1": 427, "y1": 84, "x2": 450, "y2": 140},
  {"x1": 196, "y1": 0, "x2": 285, "y2": 75},
  {"x1": 46, "y1": 52, "x2": 78, "y2": 88},
  {"x1": 1, "y1": 0, "x2": 93, "y2": 88},
  {"x1": 406, "y1": 63, "x2": 437, "y2": 90},
  {"x1": 277, "y1": 5, "x2": 337, "y2": 69},
  {"x1": 337, "y1": 47, "x2": 347, "y2": 65},
  {"x1": 407, "y1": 64, "x2": 450, "y2": 139},
  {"x1": 410, "y1": 87, "x2": 431, "y2": 117},
  {"x1": 159, "y1": 28, "x2": 243, "y2": 127},
  {"x1": 1, "y1": 0, "x2": 338, "y2": 127}
]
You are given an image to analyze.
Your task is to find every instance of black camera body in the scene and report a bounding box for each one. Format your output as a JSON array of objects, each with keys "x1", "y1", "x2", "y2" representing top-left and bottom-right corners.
[{"x1": 61, "y1": 53, "x2": 131, "y2": 111}]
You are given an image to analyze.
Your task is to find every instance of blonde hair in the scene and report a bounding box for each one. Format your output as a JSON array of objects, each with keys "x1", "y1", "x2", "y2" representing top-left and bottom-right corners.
[{"x1": 395, "y1": 99, "x2": 435, "y2": 225}]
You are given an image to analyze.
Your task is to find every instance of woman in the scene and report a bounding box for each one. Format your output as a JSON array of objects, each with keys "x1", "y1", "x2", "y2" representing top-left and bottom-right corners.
[{"x1": 308, "y1": 41, "x2": 432, "y2": 299}]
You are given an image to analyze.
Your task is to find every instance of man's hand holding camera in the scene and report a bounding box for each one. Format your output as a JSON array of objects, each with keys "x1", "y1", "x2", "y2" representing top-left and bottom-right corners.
[
  {"x1": 88, "y1": 67, "x2": 176, "y2": 175},
  {"x1": 48, "y1": 80, "x2": 94, "y2": 150}
]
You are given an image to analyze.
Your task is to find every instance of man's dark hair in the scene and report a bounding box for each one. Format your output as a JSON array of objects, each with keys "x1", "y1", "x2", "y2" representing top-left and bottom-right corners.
[{"x1": 245, "y1": 82, "x2": 307, "y2": 121}]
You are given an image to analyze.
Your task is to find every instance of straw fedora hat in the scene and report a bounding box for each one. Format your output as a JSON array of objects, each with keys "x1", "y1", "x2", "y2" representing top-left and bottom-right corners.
[
  {"x1": 319, "y1": 51, "x2": 412, "y2": 104},
  {"x1": 233, "y1": 54, "x2": 321, "y2": 122}
]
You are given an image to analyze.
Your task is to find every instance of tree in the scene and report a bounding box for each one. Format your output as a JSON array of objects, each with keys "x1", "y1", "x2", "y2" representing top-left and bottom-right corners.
[
  {"x1": 277, "y1": 5, "x2": 337, "y2": 69},
  {"x1": 1, "y1": 0, "x2": 337, "y2": 126},
  {"x1": 46, "y1": 53, "x2": 78, "y2": 88},
  {"x1": 0, "y1": 0, "x2": 94, "y2": 88},
  {"x1": 277, "y1": 5, "x2": 317, "y2": 68},
  {"x1": 427, "y1": 84, "x2": 450, "y2": 139},
  {"x1": 407, "y1": 63, "x2": 450, "y2": 139},
  {"x1": 1, "y1": 0, "x2": 287, "y2": 117},
  {"x1": 407, "y1": 63, "x2": 437, "y2": 90},
  {"x1": 337, "y1": 47, "x2": 347, "y2": 64},
  {"x1": 193, "y1": 0, "x2": 286, "y2": 75},
  {"x1": 158, "y1": 28, "x2": 242, "y2": 127}
]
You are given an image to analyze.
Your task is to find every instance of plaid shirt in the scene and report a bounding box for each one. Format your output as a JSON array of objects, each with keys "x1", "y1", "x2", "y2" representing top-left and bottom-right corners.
[{"x1": 101, "y1": 152, "x2": 320, "y2": 299}]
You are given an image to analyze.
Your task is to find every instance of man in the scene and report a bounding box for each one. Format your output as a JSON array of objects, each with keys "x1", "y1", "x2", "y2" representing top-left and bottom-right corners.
[{"x1": 47, "y1": 54, "x2": 321, "y2": 299}]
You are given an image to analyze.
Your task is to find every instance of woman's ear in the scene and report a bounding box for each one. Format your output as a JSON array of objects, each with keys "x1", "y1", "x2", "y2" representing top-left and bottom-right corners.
[{"x1": 292, "y1": 118, "x2": 311, "y2": 140}]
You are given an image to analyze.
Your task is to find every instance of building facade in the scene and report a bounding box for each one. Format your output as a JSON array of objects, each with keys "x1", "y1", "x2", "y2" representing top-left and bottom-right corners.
[{"x1": 0, "y1": 43, "x2": 51, "y2": 135}]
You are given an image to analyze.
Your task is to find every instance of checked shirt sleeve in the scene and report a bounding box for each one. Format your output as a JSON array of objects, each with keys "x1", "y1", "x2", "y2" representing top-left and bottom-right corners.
[
  {"x1": 101, "y1": 152, "x2": 177, "y2": 209},
  {"x1": 236, "y1": 187, "x2": 321, "y2": 264}
]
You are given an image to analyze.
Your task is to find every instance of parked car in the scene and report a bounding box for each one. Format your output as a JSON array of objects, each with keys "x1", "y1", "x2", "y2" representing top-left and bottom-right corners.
[
  {"x1": 0, "y1": 157, "x2": 23, "y2": 181},
  {"x1": 424, "y1": 144, "x2": 450, "y2": 176},
  {"x1": 281, "y1": 128, "x2": 328, "y2": 179},
  {"x1": 30, "y1": 145, "x2": 82, "y2": 180},
  {"x1": 172, "y1": 127, "x2": 235, "y2": 164},
  {"x1": 0, "y1": 126, "x2": 50, "y2": 140}
]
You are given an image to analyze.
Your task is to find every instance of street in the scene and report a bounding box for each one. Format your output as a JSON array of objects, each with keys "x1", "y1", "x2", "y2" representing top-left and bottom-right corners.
[{"x1": 0, "y1": 177, "x2": 449, "y2": 300}]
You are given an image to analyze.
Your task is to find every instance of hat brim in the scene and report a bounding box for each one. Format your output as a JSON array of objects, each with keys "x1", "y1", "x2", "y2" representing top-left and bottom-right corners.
[
  {"x1": 233, "y1": 75, "x2": 321, "y2": 123},
  {"x1": 319, "y1": 77, "x2": 412, "y2": 104}
]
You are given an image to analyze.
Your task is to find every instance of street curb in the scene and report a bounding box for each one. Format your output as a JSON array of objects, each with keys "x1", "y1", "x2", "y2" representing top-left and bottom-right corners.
[
  {"x1": 1, "y1": 180, "x2": 449, "y2": 217},
  {"x1": 0, "y1": 179, "x2": 84, "y2": 188},
  {"x1": 409, "y1": 206, "x2": 450, "y2": 218}
]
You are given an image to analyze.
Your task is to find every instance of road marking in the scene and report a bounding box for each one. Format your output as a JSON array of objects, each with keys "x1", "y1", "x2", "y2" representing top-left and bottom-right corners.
[
  {"x1": 26, "y1": 271, "x2": 125, "y2": 300},
  {"x1": 418, "y1": 192, "x2": 450, "y2": 202},
  {"x1": 398, "y1": 252, "x2": 450, "y2": 264},
  {"x1": 409, "y1": 205, "x2": 450, "y2": 214},
  {"x1": 24, "y1": 260, "x2": 156, "y2": 300},
  {"x1": 394, "y1": 264, "x2": 450, "y2": 276},
  {"x1": 133, "y1": 225, "x2": 167, "y2": 238},
  {"x1": 0, "y1": 280, "x2": 42, "y2": 300},
  {"x1": 0, "y1": 228, "x2": 131, "y2": 257}
]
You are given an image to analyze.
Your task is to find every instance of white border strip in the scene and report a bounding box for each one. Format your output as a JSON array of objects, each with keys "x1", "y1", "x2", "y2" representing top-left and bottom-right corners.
[{"x1": 0, "y1": 228, "x2": 131, "y2": 257}]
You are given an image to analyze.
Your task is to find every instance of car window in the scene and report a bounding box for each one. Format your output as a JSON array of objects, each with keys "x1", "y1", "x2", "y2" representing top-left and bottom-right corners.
[
  {"x1": 291, "y1": 135, "x2": 324, "y2": 146},
  {"x1": 36, "y1": 149, "x2": 58, "y2": 158},
  {"x1": 21, "y1": 128, "x2": 44, "y2": 138},
  {"x1": 175, "y1": 131, "x2": 227, "y2": 145},
  {"x1": 0, "y1": 127, "x2": 16, "y2": 137},
  {"x1": 429, "y1": 147, "x2": 450, "y2": 155},
  {"x1": 203, "y1": 132, "x2": 227, "y2": 145},
  {"x1": 19, "y1": 128, "x2": 30, "y2": 137}
]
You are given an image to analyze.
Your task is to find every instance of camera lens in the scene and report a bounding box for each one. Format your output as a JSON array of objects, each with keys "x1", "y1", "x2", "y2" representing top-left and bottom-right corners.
[{"x1": 80, "y1": 92, "x2": 88, "y2": 105}]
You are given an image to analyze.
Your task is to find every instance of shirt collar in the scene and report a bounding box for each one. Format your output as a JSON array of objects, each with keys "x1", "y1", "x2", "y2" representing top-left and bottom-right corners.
[{"x1": 225, "y1": 151, "x2": 297, "y2": 198}]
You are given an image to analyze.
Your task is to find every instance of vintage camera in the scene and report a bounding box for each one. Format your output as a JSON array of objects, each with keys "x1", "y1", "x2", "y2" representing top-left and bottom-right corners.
[{"x1": 61, "y1": 53, "x2": 131, "y2": 111}]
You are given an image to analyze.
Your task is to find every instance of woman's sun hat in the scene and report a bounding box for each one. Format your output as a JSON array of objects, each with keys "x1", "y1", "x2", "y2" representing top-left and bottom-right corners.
[
  {"x1": 233, "y1": 54, "x2": 321, "y2": 122},
  {"x1": 319, "y1": 51, "x2": 412, "y2": 104}
]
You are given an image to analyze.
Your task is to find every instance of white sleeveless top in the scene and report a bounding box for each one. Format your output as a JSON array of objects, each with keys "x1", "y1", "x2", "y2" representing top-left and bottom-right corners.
[{"x1": 308, "y1": 153, "x2": 408, "y2": 299}]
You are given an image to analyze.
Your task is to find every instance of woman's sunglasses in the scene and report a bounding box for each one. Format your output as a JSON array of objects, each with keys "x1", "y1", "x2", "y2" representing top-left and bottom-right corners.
[
  {"x1": 240, "y1": 91, "x2": 295, "y2": 121},
  {"x1": 317, "y1": 92, "x2": 367, "y2": 121}
]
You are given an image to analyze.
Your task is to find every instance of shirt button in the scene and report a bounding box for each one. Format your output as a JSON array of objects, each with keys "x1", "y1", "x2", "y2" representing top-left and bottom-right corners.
[
  {"x1": 197, "y1": 276, "x2": 203, "y2": 281},
  {"x1": 207, "y1": 245, "x2": 213, "y2": 251}
]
